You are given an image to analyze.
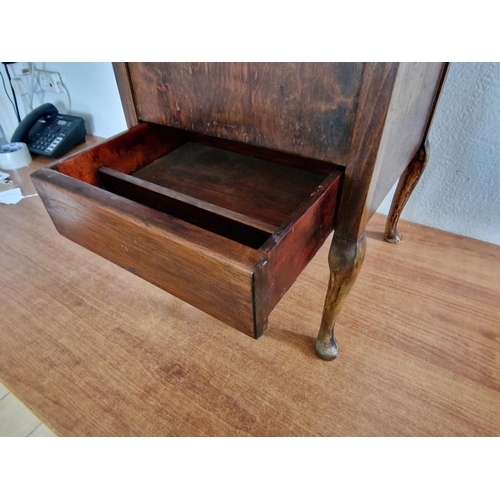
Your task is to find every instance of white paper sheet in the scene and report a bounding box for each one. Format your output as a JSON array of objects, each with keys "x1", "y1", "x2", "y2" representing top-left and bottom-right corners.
[{"x1": 0, "y1": 188, "x2": 37, "y2": 205}]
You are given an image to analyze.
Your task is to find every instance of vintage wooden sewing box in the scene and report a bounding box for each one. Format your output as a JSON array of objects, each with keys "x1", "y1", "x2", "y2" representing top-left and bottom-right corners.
[{"x1": 31, "y1": 63, "x2": 447, "y2": 359}]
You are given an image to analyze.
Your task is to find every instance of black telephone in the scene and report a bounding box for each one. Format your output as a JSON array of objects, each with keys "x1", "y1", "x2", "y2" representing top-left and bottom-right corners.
[{"x1": 11, "y1": 103, "x2": 87, "y2": 159}]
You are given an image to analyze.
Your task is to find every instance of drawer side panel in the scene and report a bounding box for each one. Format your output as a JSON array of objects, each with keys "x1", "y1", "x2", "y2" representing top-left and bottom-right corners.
[
  {"x1": 55, "y1": 123, "x2": 188, "y2": 186},
  {"x1": 367, "y1": 62, "x2": 448, "y2": 218},
  {"x1": 255, "y1": 171, "x2": 343, "y2": 328}
]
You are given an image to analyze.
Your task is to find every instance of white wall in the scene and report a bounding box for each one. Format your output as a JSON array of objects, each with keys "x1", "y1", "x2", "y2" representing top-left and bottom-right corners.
[
  {"x1": 377, "y1": 62, "x2": 500, "y2": 246},
  {"x1": 39, "y1": 62, "x2": 127, "y2": 138},
  {"x1": 0, "y1": 66, "x2": 21, "y2": 140}
]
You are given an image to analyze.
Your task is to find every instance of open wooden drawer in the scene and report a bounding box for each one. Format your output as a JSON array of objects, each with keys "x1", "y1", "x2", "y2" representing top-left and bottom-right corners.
[{"x1": 31, "y1": 122, "x2": 343, "y2": 338}]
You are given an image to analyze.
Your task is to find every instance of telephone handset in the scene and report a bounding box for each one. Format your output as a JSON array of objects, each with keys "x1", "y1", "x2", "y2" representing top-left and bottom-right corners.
[{"x1": 11, "y1": 103, "x2": 87, "y2": 159}]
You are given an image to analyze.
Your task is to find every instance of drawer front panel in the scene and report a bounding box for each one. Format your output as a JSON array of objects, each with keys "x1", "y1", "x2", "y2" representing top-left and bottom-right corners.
[
  {"x1": 32, "y1": 169, "x2": 262, "y2": 337},
  {"x1": 128, "y1": 62, "x2": 364, "y2": 164}
]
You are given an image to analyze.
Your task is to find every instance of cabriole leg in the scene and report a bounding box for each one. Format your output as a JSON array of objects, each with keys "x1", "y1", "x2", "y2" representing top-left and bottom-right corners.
[
  {"x1": 315, "y1": 233, "x2": 367, "y2": 360},
  {"x1": 385, "y1": 140, "x2": 430, "y2": 244}
]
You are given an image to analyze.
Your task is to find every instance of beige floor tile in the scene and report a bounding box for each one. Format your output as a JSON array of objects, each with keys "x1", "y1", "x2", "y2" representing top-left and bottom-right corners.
[
  {"x1": 29, "y1": 424, "x2": 56, "y2": 437},
  {"x1": 0, "y1": 393, "x2": 41, "y2": 437},
  {"x1": 0, "y1": 383, "x2": 9, "y2": 399}
]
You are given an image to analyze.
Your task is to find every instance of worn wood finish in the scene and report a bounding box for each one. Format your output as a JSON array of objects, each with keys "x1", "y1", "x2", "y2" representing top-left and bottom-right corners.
[
  {"x1": 56, "y1": 123, "x2": 188, "y2": 186},
  {"x1": 32, "y1": 129, "x2": 344, "y2": 339},
  {"x1": 128, "y1": 62, "x2": 365, "y2": 164},
  {"x1": 335, "y1": 62, "x2": 447, "y2": 241},
  {"x1": 31, "y1": 168, "x2": 265, "y2": 336},
  {"x1": 112, "y1": 63, "x2": 140, "y2": 128},
  {"x1": 256, "y1": 171, "x2": 343, "y2": 326},
  {"x1": 319, "y1": 63, "x2": 446, "y2": 356},
  {"x1": 2, "y1": 158, "x2": 499, "y2": 436},
  {"x1": 315, "y1": 234, "x2": 367, "y2": 360},
  {"x1": 385, "y1": 141, "x2": 430, "y2": 244},
  {"x1": 190, "y1": 132, "x2": 338, "y2": 177},
  {"x1": 98, "y1": 167, "x2": 275, "y2": 249},
  {"x1": 132, "y1": 141, "x2": 330, "y2": 228},
  {"x1": 29, "y1": 63, "x2": 450, "y2": 360},
  {"x1": 334, "y1": 63, "x2": 399, "y2": 241},
  {"x1": 382, "y1": 64, "x2": 449, "y2": 244},
  {"x1": 366, "y1": 63, "x2": 447, "y2": 219}
]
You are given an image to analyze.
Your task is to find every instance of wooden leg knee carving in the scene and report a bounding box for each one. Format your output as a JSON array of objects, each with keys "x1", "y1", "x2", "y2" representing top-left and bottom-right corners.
[
  {"x1": 315, "y1": 233, "x2": 367, "y2": 360},
  {"x1": 385, "y1": 140, "x2": 430, "y2": 244}
]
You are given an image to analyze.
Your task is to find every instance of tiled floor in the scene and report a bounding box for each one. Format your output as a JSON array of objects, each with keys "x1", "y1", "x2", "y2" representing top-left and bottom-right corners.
[{"x1": 0, "y1": 382, "x2": 56, "y2": 437}]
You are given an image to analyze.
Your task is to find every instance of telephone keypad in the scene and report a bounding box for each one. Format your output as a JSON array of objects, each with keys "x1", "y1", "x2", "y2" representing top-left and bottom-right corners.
[{"x1": 32, "y1": 133, "x2": 65, "y2": 153}]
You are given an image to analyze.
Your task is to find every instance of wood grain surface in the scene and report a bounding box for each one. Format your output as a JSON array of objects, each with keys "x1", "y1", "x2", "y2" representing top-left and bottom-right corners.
[
  {"x1": 334, "y1": 63, "x2": 399, "y2": 240},
  {"x1": 1, "y1": 155, "x2": 499, "y2": 435},
  {"x1": 32, "y1": 168, "x2": 264, "y2": 336},
  {"x1": 112, "y1": 62, "x2": 139, "y2": 128},
  {"x1": 32, "y1": 129, "x2": 343, "y2": 338},
  {"x1": 128, "y1": 62, "x2": 364, "y2": 164},
  {"x1": 334, "y1": 62, "x2": 446, "y2": 240},
  {"x1": 256, "y1": 171, "x2": 342, "y2": 322},
  {"x1": 385, "y1": 141, "x2": 430, "y2": 244},
  {"x1": 56, "y1": 123, "x2": 188, "y2": 186},
  {"x1": 132, "y1": 141, "x2": 329, "y2": 228},
  {"x1": 190, "y1": 132, "x2": 339, "y2": 177},
  {"x1": 98, "y1": 167, "x2": 276, "y2": 249},
  {"x1": 366, "y1": 63, "x2": 446, "y2": 219}
]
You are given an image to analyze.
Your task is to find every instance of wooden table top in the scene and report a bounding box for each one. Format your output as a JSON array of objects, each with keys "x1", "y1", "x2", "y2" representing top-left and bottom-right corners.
[{"x1": 1, "y1": 139, "x2": 499, "y2": 436}]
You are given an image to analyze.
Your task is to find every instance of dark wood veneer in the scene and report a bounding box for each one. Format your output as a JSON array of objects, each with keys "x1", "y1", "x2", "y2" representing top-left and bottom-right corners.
[
  {"x1": 55, "y1": 122, "x2": 188, "y2": 186},
  {"x1": 97, "y1": 167, "x2": 275, "y2": 249},
  {"x1": 128, "y1": 62, "x2": 364, "y2": 165},
  {"x1": 131, "y1": 141, "x2": 329, "y2": 228}
]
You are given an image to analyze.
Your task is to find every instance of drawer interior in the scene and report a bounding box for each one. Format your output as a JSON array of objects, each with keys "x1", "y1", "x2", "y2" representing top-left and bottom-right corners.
[
  {"x1": 97, "y1": 140, "x2": 334, "y2": 250},
  {"x1": 34, "y1": 122, "x2": 344, "y2": 338},
  {"x1": 56, "y1": 122, "x2": 343, "y2": 252},
  {"x1": 130, "y1": 142, "x2": 328, "y2": 228}
]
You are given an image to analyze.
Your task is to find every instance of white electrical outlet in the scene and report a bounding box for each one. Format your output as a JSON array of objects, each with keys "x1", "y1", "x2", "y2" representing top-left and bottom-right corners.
[{"x1": 37, "y1": 70, "x2": 63, "y2": 93}]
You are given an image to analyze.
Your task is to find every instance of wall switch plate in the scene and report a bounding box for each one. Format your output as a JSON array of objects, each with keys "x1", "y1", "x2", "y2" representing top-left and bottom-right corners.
[{"x1": 37, "y1": 70, "x2": 63, "y2": 93}]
